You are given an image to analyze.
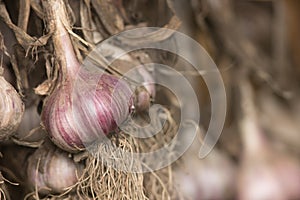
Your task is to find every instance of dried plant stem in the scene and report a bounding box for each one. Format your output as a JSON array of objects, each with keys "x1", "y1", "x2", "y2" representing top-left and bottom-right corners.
[
  {"x1": 18, "y1": 0, "x2": 31, "y2": 32},
  {"x1": 41, "y1": 0, "x2": 80, "y2": 80}
]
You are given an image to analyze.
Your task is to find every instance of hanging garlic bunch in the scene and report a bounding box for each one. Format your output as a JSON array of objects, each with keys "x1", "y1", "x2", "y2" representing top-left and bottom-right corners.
[{"x1": 0, "y1": 73, "x2": 24, "y2": 141}]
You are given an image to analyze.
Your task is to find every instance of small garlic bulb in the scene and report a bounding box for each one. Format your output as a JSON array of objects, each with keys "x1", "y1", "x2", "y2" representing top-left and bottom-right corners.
[
  {"x1": 26, "y1": 142, "x2": 84, "y2": 195},
  {"x1": 0, "y1": 76, "x2": 24, "y2": 140}
]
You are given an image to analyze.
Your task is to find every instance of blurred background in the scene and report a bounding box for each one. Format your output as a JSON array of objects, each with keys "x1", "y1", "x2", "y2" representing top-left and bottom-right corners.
[
  {"x1": 171, "y1": 0, "x2": 300, "y2": 199},
  {"x1": 0, "y1": 0, "x2": 300, "y2": 199}
]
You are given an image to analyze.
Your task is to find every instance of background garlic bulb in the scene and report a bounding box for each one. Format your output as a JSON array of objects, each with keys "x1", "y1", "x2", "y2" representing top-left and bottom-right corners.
[
  {"x1": 26, "y1": 142, "x2": 84, "y2": 195},
  {"x1": 0, "y1": 75, "x2": 24, "y2": 140}
]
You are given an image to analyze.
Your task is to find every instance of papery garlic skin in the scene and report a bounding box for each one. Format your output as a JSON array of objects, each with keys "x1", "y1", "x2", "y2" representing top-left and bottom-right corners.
[
  {"x1": 0, "y1": 76, "x2": 24, "y2": 140},
  {"x1": 26, "y1": 143, "x2": 83, "y2": 195},
  {"x1": 41, "y1": 72, "x2": 134, "y2": 152}
]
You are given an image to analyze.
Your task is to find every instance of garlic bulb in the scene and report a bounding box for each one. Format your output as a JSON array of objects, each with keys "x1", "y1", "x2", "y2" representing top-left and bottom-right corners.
[
  {"x1": 174, "y1": 149, "x2": 236, "y2": 200},
  {"x1": 26, "y1": 142, "x2": 83, "y2": 195},
  {"x1": 42, "y1": 73, "x2": 134, "y2": 152},
  {"x1": 0, "y1": 76, "x2": 24, "y2": 140},
  {"x1": 41, "y1": 0, "x2": 134, "y2": 152}
]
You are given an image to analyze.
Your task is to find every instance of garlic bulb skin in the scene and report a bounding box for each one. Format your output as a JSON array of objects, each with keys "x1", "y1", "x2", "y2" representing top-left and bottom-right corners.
[
  {"x1": 26, "y1": 142, "x2": 83, "y2": 195},
  {"x1": 0, "y1": 76, "x2": 24, "y2": 140},
  {"x1": 41, "y1": 73, "x2": 134, "y2": 152}
]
